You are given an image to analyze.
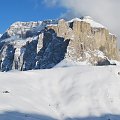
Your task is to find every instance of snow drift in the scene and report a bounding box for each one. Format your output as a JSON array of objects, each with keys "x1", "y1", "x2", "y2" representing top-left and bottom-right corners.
[{"x1": 0, "y1": 66, "x2": 120, "y2": 120}]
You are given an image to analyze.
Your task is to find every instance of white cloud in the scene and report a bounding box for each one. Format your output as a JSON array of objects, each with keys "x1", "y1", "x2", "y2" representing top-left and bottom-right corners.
[{"x1": 44, "y1": 0, "x2": 120, "y2": 46}]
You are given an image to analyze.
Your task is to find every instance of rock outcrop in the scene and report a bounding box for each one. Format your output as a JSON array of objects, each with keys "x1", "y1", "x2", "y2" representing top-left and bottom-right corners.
[
  {"x1": 0, "y1": 17, "x2": 119, "y2": 71},
  {"x1": 47, "y1": 17, "x2": 119, "y2": 64}
]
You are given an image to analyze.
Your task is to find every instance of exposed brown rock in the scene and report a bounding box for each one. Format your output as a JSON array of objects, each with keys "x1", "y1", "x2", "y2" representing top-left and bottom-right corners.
[{"x1": 46, "y1": 18, "x2": 119, "y2": 64}]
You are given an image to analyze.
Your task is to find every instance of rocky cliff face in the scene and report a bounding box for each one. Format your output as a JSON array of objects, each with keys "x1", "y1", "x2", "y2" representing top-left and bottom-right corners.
[
  {"x1": 47, "y1": 17, "x2": 119, "y2": 64},
  {"x1": 0, "y1": 17, "x2": 119, "y2": 71}
]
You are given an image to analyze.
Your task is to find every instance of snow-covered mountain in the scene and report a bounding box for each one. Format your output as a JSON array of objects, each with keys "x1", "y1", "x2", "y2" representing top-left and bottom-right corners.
[
  {"x1": 0, "y1": 17, "x2": 119, "y2": 71},
  {"x1": 0, "y1": 66, "x2": 120, "y2": 120},
  {"x1": 0, "y1": 16, "x2": 120, "y2": 120},
  {"x1": 0, "y1": 34, "x2": 1, "y2": 36},
  {"x1": 0, "y1": 20, "x2": 58, "y2": 39}
]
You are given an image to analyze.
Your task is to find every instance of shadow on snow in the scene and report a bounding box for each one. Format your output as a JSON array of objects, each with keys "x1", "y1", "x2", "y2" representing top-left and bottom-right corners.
[{"x1": 0, "y1": 111, "x2": 120, "y2": 120}]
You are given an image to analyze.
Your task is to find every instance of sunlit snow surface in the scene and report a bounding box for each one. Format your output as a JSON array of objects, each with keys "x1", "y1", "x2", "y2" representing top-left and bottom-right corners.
[
  {"x1": 0, "y1": 34, "x2": 2, "y2": 38},
  {"x1": 0, "y1": 65, "x2": 120, "y2": 120},
  {"x1": 68, "y1": 16, "x2": 105, "y2": 28}
]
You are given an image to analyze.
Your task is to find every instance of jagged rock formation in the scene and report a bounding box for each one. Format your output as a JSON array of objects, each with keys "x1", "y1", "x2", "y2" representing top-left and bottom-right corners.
[
  {"x1": 47, "y1": 17, "x2": 119, "y2": 64},
  {"x1": 0, "y1": 17, "x2": 119, "y2": 71}
]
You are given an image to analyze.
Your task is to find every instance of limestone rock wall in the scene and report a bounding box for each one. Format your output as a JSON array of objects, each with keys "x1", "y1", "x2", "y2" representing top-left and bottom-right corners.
[
  {"x1": 47, "y1": 19, "x2": 119, "y2": 63},
  {"x1": 0, "y1": 18, "x2": 119, "y2": 71}
]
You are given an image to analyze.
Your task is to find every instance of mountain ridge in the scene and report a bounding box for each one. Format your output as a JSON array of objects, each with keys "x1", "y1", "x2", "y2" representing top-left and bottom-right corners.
[{"x1": 0, "y1": 16, "x2": 119, "y2": 71}]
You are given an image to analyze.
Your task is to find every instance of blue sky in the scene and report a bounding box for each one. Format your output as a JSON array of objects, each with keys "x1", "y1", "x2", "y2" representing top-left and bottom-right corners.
[
  {"x1": 0, "y1": 0, "x2": 66, "y2": 33},
  {"x1": 0, "y1": 0, "x2": 120, "y2": 44}
]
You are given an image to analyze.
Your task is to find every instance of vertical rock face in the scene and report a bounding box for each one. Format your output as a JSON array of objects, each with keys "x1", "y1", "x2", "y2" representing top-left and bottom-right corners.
[
  {"x1": 57, "y1": 19, "x2": 68, "y2": 37},
  {"x1": 36, "y1": 29, "x2": 70, "y2": 69},
  {"x1": 48, "y1": 17, "x2": 119, "y2": 64},
  {"x1": 0, "y1": 17, "x2": 119, "y2": 71},
  {"x1": 0, "y1": 38, "x2": 38, "y2": 71},
  {"x1": 1, "y1": 44, "x2": 15, "y2": 71}
]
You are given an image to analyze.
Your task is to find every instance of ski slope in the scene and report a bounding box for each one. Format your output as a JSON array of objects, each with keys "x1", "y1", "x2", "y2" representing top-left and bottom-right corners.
[{"x1": 0, "y1": 66, "x2": 120, "y2": 120}]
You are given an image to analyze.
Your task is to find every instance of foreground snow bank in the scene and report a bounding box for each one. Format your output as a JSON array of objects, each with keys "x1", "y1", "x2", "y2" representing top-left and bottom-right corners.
[{"x1": 0, "y1": 66, "x2": 120, "y2": 120}]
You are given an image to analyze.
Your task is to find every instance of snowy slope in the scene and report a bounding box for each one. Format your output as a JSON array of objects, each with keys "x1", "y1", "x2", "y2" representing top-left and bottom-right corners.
[
  {"x1": 0, "y1": 34, "x2": 2, "y2": 38},
  {"x1": 0, "y1": 66, "x2": 120, "y2": 120},
  {"x1": 68, "y1": 16, "x2": 105, "y2": 28}
]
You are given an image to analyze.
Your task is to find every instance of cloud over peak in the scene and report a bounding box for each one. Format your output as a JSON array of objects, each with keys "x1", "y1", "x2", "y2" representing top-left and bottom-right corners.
[{"x1": 44, "y1": 0, "x2": 120, "y2": 46}]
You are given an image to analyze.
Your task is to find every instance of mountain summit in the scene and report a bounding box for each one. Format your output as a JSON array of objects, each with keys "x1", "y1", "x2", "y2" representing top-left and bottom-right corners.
[{"x1": 0, "y1": 17, "x2": 119, "y2": 71}]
